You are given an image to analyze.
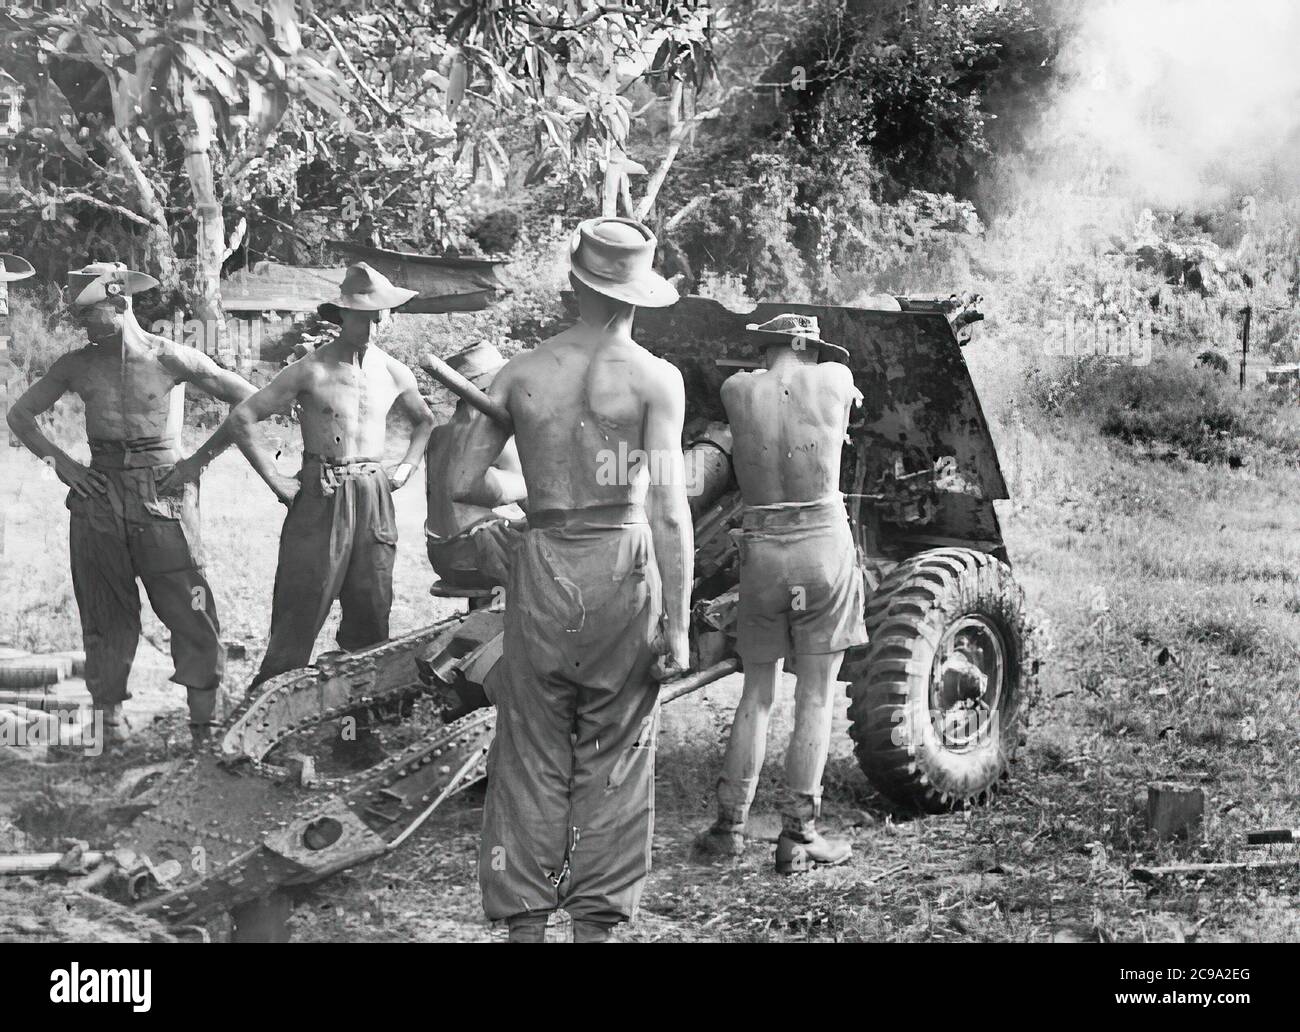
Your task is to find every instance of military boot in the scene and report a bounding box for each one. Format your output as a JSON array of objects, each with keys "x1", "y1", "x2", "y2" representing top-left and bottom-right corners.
[
  {"x1": 96, "y1": 703, "x2": 131, "y2": 746},
  {"x1": 775, "y1": 793, "x2": 851, "y2": 874},
  {"x1": 693, "y1": 803, "x2": 747, "y2": 858},
  {"x1": 187, "y1": 686, "x2": 219, "y2": 750}
]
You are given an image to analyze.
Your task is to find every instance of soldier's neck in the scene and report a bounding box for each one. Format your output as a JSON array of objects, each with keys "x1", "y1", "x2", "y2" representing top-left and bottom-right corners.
[
  {"x1": 335, "y1": 333, "x2": 372, "y2": 364},
  {"x1": 89, "y1": 330, "x2": 124, "y2": 352},
  {"x1": 766, "y1": 345, "x2": 815, "y2": 371},
  {"x1": 577, "y1": 299, "x2": 634, "y2": 341},
  {"x1": 89, "y1": 314, "x2": 149, "y2": 355}
]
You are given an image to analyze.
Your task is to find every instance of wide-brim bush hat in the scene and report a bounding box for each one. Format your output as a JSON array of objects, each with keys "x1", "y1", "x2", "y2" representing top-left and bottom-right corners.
[
  {"x1": 0, "y1": 253, "x2": 35, "y2": 283},
  {"x1": 318, "y1": 262, "x2": 418, "y2": 323},
  {"x1": 445, "y1": 341, "x2": 507, "y2": 390},
  {"x1": 68, "y1": 261, "x2": 158, "y2": 305},
  {"x1": 569, "y1": 217, "x2": 678, "y2": 309},
  {"x1": 745, "y1": 312, "x2": 850, "y2": 363}
]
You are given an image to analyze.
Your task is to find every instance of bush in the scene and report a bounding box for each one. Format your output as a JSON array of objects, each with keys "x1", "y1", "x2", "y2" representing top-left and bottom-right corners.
[
  {"x1": 666, "y1": 142, "x2": 980, "y2": 303},
  {"x1": 1029, "y1": 356, "x2": 1300, "y2": 466},
  {"x1": 4, "y1": 290, "x2": 83, "y2": 378}
]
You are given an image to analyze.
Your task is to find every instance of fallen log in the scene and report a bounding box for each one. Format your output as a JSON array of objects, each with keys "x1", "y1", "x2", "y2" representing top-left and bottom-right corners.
[
  {"x1": 0, "y1": 851, "x2": 108, "y2": 876},
  {"x1": 1131, "y1": 858, "x2": 1300, "y2": 882}
]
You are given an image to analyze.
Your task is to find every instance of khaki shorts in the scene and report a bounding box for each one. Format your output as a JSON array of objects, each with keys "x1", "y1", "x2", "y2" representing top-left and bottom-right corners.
[{"x1": 734, "y1": 494, "x2": 868, "y2": 663}]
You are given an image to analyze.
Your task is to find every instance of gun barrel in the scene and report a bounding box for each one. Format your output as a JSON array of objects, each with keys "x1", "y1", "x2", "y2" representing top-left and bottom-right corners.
[{"x1": 420, "y1": 353, "x2": 514, "y2": 432}]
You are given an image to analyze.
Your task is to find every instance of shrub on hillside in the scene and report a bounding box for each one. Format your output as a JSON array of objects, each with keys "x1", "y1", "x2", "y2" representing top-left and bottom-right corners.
[{"x1": 1029, "y1": 356, "x2": 1299, "y2": 466}]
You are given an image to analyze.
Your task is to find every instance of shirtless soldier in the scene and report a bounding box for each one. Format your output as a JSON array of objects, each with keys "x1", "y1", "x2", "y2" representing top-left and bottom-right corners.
[
  {"x1": 451, "y1": 217, "x2": 692, "y2": 943},
  {"x1": 425, "y1": 341, "x2": 526, "y2": 589},
  {"x1": 697, "y1": 313, "x2": 868, "y2": 873},
  {"x1": 6, "y1": 262, "x2": 256, "y2": 744},
  {"x1": 163, "y1": 262, "x2": 435, "y2": 689}
]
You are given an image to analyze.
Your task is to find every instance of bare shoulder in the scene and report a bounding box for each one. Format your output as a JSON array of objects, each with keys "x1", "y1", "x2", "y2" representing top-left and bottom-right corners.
[
  {"x1": 46, "y1": 346, "x2": 93, "y2": 382},
  {"x1": 149, "y1": 334, "x2": 209, "y2": 379},
  {"x1": 628, "y1": 343, "x2": 683, "y2": 402},
  {"x1": 812, "y1": 360, "x2": 857, "y2": 392},
  {"x1": 379, "y1": 348, "x2": 418, "y2": 388},
  {"x1": 493, "y1": 346, "x2": 537, "y2": 390},
  {"x1": 720, "y1": 367, "x2": 762, "y2": 403},
  {"x1": 270, "y1": 348, "x2": 319, "y2": 393}
]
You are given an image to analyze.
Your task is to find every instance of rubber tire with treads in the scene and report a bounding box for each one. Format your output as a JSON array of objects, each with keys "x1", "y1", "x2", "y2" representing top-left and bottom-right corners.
[{"x1": 846, "y1": 547, "x2": 1030, "y2": 813}]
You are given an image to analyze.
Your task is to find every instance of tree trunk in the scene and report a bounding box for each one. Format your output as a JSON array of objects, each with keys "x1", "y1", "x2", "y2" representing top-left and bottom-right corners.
[
  {"x1": 100, "y1": 127, "x2": 180, "y2": 305},
  {"x1": 182, "y1": 96, "x2": 229, "y2": 360}
]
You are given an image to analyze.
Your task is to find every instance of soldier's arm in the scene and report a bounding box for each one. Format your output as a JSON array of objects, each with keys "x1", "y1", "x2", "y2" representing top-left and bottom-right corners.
[
  {"x1": 386, "y1": 358, "x2": 436, "y2": 490},
  {"x1": 643, "y1": 357, "x2": 693, "y2": 679},
  {"x1": 825, "y1": 363, "x2": 862, "y2": 433},
  {"x1": 487, "y1": 437, "x2": 528, "y2": 506},
  {"x1": 159, "y1": 359, "x2": 293, "y2": 496},
  {"x1": 156, "y1": 346, "x2": 266, "y2": 494},
  {"x1": 448, "y1": 364, "x2": 515, "y2": 505},
  {"x1": 162, "y1": 342, "x2": 257, "y2": 406},
  {"x1": 166, "y1": 362, "x2": 306, "y2": 505},
  {"x1": 5, "y1": 354, "x2": 108, "y2": 497}
]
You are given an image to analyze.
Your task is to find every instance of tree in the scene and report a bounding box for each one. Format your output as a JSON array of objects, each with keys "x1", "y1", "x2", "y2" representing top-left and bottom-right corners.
[
  {"x1": 2, "y1": 1, "x2": 720, "y2": 351},
  {"x1": 295, "y1": 0, "x2": 718, "y2": 250},
  {"x1": 781, "y1": 0, "x2": 1062, "y2": 201},
  {"x1": 2, "y1": 0, "x2": 352, "y2": 351}
]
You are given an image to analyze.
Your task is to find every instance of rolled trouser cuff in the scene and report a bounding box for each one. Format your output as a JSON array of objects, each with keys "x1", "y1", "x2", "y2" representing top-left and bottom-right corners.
[
  {"x1": 186, "y1": 685, "x2": 219, "y2": 725},
  {"x1": 506, "y1": 913, "x2": 550, "y2": 943},
  {"x1": 779, "y1": 789, "x2": 821, "y2": 830}
]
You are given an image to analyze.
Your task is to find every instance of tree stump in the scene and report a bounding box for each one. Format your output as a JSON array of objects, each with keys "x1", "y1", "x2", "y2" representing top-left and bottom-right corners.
[{"x1": 1146, "y1": 781, "x2": 1204, "y2": 840}]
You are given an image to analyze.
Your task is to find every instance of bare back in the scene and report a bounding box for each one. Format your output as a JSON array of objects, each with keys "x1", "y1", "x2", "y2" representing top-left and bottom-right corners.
[
  {"x1": 722, "y1": 360, "x2": 861, "y2": 505},
  {"x1": 292, "y1": 341, "x2": 406, "y2": 459},
  {"x1": 498, "y1": 325, "x2": 676, "y2": 512},
  {"x1": 425, "y1": 413, "x2": 523, "y2": 536}
]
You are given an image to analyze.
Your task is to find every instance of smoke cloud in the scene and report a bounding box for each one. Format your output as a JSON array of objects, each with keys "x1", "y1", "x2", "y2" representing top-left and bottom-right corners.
[{"x1": 1043, "y1": 0, "x2": 1300, "y2": 209}]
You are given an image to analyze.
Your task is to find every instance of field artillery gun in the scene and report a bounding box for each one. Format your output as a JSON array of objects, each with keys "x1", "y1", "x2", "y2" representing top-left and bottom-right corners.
[{"x1": 110, "y1": 291, "x2": 1031, "y2": 934}]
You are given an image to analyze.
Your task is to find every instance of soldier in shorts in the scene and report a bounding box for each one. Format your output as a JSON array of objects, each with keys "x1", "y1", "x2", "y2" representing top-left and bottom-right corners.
[{"x1": 698, "y1": 313, "x2": 867, "y2": 873}]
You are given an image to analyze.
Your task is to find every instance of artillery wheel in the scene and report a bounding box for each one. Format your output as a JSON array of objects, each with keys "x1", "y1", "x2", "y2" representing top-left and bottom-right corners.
[{"x1": 846, "y1": 547, "x2": 1031, "y2": 813}]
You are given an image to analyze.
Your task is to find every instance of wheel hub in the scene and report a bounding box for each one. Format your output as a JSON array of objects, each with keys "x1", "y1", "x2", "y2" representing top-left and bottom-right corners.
[{"x1": 930, "y1": 615, "x2": 1005, "y2": 751}]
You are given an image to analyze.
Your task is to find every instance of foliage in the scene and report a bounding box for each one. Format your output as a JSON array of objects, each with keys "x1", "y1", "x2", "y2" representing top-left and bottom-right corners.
[
  {"x1": 2, "y1": 1, "x2": 718, "y2": 290},
  {"x1": 780, "y1": 0, "x2": 1064, "y2": 200},
  {"x1": 665, "y1": 139, "x2": 980, "y2": 302},
  {"x1": 1027, "y1": 356, "x2": 1300, "y2": 467},
  {"x1": 2, "y1": 289, "x2": 83, "y2": 378}
]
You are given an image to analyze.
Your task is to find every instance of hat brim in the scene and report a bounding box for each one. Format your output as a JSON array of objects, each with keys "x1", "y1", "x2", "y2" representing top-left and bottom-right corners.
[
  {"x1": 72, "y1": 271, "x2": 159, "y2": 306},
  {"x1": 570, "y1": 264, "x2": 679, "y2": 309},
  {"x1": 747, "y1": 326, "x2": 849, "y2": 363},
  {"x1": 817, "y1": 340, "x2": 851, "y2": 364},
  {"x1": 317, "y1": 284, "x2": 419, "y2": 323},
  {"x1": 0, "y1": 254, "x2": 35, "y2": 283}
]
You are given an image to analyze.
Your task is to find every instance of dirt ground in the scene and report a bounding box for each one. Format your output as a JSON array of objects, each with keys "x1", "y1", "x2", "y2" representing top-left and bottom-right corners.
[{"x1": 1, "y1": 395, "x2": 1297, "y2": 942}]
